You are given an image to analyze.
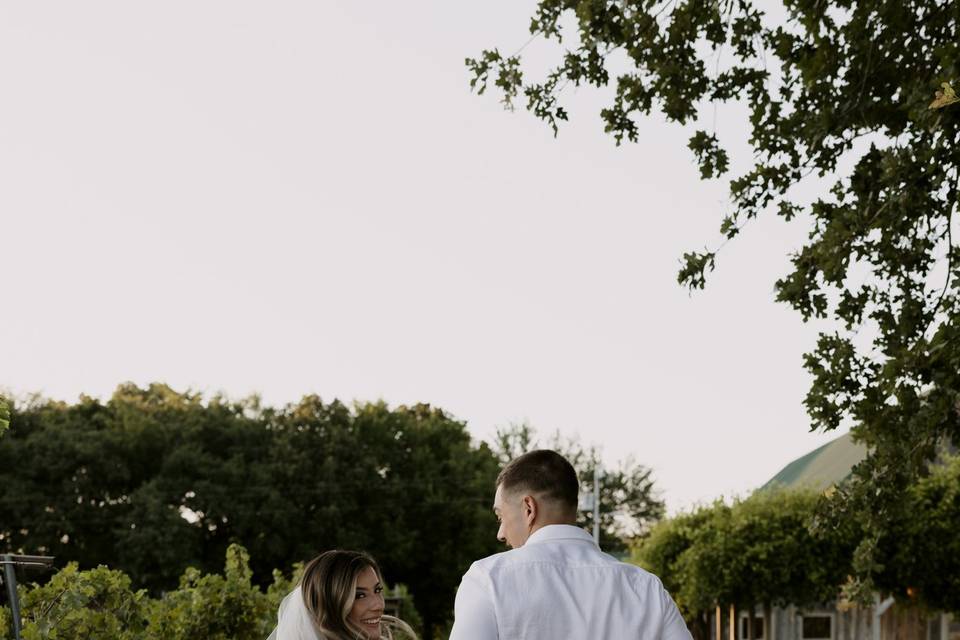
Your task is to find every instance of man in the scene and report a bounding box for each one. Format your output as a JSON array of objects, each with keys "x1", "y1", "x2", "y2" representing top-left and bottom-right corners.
[{"x1": 449, "y1": 449, "x2": 692, "y2": 640}]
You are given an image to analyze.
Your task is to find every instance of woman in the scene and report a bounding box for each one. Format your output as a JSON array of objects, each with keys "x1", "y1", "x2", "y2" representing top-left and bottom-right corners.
[{"x1": 268, "y1": 550, "x2": 417, "y2": 640}]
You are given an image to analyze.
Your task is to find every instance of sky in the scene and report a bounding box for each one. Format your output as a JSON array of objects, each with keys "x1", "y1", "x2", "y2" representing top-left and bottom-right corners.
[{"x1": 0, "y1": 0, "x2": 847, "y2": 512}]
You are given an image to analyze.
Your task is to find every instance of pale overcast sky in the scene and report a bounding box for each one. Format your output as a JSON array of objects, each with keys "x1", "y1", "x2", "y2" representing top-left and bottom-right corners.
[{"x1": 0, "y1": 1, "x2": 845, "y2": 511}]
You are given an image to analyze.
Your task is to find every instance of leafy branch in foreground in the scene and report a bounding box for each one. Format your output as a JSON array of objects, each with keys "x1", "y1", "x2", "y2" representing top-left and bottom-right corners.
[{"x1": 469, "y1": 0, "x2": 960, "y2": 599}]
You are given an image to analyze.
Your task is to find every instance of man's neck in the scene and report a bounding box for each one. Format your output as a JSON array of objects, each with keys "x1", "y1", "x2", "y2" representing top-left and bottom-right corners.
[{"x1": 528, "y1": 518, "x2": 576, "y2": 537}]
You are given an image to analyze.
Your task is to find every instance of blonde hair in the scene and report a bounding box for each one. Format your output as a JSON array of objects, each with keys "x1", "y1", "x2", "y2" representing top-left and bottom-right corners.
[{"x1": 300, "y1": 550, "x2": 417, "y2": 640}]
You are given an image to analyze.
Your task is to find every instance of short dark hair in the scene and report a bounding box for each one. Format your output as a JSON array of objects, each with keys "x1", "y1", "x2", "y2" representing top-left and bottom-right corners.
[{"x1": 496, "y1": 449, "x2": 579, "y2": 513}]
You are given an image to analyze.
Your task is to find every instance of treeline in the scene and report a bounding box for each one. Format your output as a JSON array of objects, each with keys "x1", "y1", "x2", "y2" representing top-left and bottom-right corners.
[
  {"x1": 634, "y1": 462, "x2": 960, "y2": 640},
  {"x1": 0, "y1": 384, "x2": 663, "y2": 638}
]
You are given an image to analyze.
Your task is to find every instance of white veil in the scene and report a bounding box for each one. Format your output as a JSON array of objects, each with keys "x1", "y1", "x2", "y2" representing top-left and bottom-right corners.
[{"x1": 266, "y1": 586, "x2": 323, "y2": 640}]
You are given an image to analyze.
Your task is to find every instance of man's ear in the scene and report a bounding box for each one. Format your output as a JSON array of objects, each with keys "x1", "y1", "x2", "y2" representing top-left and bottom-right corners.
[{"x1": 521, "y1": 495, "x2": 538, "y2": 524}]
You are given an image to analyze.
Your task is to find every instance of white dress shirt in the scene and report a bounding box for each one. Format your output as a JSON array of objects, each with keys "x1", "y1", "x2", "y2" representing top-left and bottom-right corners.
[{"x1": 449, "y1": 524, "x2": 693, "y2": 640}]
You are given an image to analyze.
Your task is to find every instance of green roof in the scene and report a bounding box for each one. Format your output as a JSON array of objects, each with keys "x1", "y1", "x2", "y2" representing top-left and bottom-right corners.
[{"x1": 761, "y1": 432, "x2": 867, "y2": 491}]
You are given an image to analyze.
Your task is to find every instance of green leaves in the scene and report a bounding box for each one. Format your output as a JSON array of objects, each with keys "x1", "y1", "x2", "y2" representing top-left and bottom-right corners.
[
  {"x1": 144, "y1": 544, "x2": 270, "y2": 640},
  {"x1": 10, "y1": 545, "x2": 321, "y2": 640},
  {"x1": 465, "y1": 50, "x2": 523, "y2": 110},
  {"x1": 677, "y1": 250, "x2": 716, "y2": 290},
  {"x1": 19, "y1": 563, "x2": 148, "y2": 640},
  {"x1": 524, "y1": 70, "x2": 570, "y2": 136},
  {"x1": 634, "y1": 489, "x2": 856, "y2": 617},
  {"x1": 687, "y1": 130, "x2": 730, "y2": 179}
]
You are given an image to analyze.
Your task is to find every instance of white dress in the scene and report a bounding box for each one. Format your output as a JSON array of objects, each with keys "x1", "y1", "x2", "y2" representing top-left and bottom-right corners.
[{"x1": 267, "y1": 586, "x2": 323, "y2": 640}]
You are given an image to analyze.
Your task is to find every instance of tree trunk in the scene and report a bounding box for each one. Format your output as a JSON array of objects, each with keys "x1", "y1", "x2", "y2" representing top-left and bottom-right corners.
[
  {"x1": 748, "y1": 603, "x2": 755, "y2": 640},
  {"x1": 730, "y1": 603, "x2": 738, "y2": 640},
  {"x1": 764, "y1": 602, "x2": 772, "y2": 640}
]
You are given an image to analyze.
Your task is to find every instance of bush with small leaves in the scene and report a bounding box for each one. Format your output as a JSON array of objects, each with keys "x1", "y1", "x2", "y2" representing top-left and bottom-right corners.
[
  {"x1": 0, "y1": 538, "x2": 424, "y2": 639},
  {"x1": 17, "y1": 563, "x2": 147, "y2": 640},
  {"x1": 145, "y1": 544, "x2": 269, "y2": 640}
]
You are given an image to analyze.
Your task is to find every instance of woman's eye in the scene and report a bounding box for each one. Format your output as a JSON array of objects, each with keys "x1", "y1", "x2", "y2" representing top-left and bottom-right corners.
[
  {"x1": 356, "y1": 593, "x2": 365, "y2": 599},
  {"x1": 374, "y1": 586, "x2": 383, "y2": 594}
]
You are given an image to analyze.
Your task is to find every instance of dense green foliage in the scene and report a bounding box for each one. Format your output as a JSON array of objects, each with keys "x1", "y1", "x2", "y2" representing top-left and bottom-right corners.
[
  {"x1": 142, "y1": 545, "x2": 273, "y2": 640},
  {"x1": 634, "y1": 476, "x2": 960, "y2": 621},
  {"x1": 0, "y1": 384, "x2": 495, "y2": 638},
  {"x1": 469, "y1": 0, "x2": 960, "y2": 597},
  {"x1": 0, "y1": 544, "x2": 358, "y2": 640},
  {"x1": 1, "y1": 384, "x2": 664, "y2": 637},
  {"x1": 674, "y1": 491, "x2": 854, "y2": 613},
  {"x1": 874, "y1": 454, "x2": 960, "y2": 612},
  {"x1": 634, "y1": 490, "x2": 854, "y2": 617},
  {"x1": 17, "y1": 564, "x2": 148, "y2": 640}
]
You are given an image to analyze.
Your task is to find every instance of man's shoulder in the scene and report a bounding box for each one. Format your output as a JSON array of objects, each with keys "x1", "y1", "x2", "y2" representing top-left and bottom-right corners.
[
  {"x1": 467, "y1": 544, "x2": 663, "y2": 585},
  {"x1": 465, "y1": 548, "x2": 520, "y2": 576},
  {"x1": 618, "y1": 561, "x2": 667, "y2": 592},
  {"x1": 592, "y1": 554, "x2": 665, "y2": 587}
]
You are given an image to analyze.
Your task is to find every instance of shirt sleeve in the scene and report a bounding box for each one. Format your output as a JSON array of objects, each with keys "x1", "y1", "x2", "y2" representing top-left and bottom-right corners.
[
  {"x1": 449, "y1": 566, "x2": 499, "y2": 640},
  {"x1": 658, "y1": 583, "x2": 693, "y2": 640}
]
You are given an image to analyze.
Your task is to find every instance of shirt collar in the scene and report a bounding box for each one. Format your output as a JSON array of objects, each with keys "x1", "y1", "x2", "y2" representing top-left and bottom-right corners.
[{"x1": 525, "y1": 524, "x2": 598, "y2": 547}]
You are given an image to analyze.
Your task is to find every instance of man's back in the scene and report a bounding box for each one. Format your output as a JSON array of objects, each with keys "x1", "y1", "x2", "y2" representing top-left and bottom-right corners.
[{"x1": 450, "y1": 525, "x2": 692, "y2": 640}]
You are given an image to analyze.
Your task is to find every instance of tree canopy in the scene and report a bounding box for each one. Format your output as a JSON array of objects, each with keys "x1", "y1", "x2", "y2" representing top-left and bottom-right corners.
[
  {"x1": 469, "y1": 0, "x2": 960, "y2": 597},
  {"x1": 633, "y1": 475, "x2": 960, "y2": 621},
  {"x1": 0, "y1": 384, "x2": 500, "y2": 638},
  {"x1": 873, "y1": 454, "x2": 960, "y2": 612},
  {"x1": 635, "y1": 490, "x2": 855, "y2": 621}
]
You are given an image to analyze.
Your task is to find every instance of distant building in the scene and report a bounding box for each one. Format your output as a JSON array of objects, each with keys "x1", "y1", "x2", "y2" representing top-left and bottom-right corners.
[
  {"x1": 760, "y1": 432, "x2": 867, "y2": 492},
  {"x1": 707, "y1": 433, "x2": 958, "y2": 640}
]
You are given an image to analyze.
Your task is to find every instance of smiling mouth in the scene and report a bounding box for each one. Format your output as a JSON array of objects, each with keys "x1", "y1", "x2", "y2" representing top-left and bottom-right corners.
[{"x1": 360, "y1": 617, "x2": 382, "y2": 625}]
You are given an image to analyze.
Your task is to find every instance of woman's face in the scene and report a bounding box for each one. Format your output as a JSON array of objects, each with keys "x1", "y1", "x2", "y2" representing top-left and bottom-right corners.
[{"x1": 348, "y1": 565, "x2": 385, "y2": 639}]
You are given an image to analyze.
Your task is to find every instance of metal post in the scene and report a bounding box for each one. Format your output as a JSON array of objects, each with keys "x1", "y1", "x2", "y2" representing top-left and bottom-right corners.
[
  {"x1": 1, "y1": 554, "x2": 54, "y2": 640},
  {"x1": 1, "y1": 557, "x2": 21, "y2": 640}
]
